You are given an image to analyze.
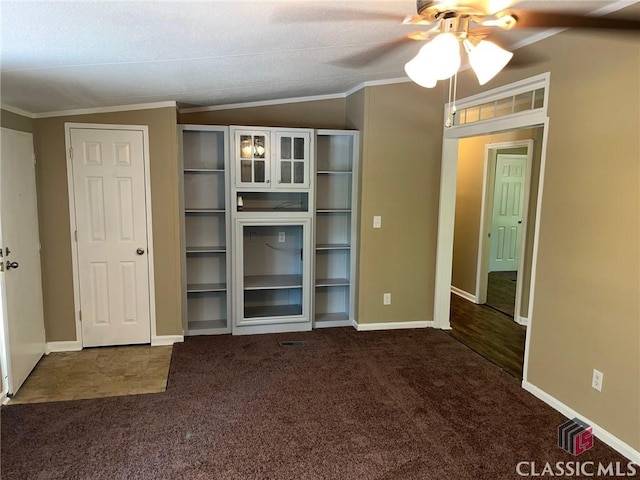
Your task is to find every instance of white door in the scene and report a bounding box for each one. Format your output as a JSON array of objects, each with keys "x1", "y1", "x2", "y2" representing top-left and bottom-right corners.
[
  {"x1": 489, "y1": 154, "x2": 526, "y2": 272},
  {"x1": 69, "y1": 128, "x2": 151, "y2": 347},
  {"x1": 0, "y1": 128, "x2": 46, "y2": 395}
]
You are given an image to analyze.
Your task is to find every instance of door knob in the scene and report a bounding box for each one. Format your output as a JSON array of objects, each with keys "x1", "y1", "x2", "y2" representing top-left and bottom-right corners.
[
  {"x1": 136, "y1": 248, "x2": 145, "y2": 255},
  {"x1": 6, "y1": 261, "x2": 19, "y2": 270}
]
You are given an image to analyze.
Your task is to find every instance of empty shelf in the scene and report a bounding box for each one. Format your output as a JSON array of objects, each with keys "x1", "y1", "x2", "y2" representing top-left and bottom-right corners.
[
  {"x1": 315, "y1": 312, "x2": 350, "y2": 327},
  {"x1": 183, "y1": 168, "x2": 225, "y2": 173},
  {"x1": 185, "y1": 208, "x2": 226, "y2": 214},
  {"x1": 187, "y1": 283, "x2": 227, "y2": 293},
  {"x1": 315, "y1": 278, "x2": 350, "y2": 287},
  {"x1": 186, "y1": 319, "x2": 228, "y2": 333},
  {"x1": 186, "y1": 246, "x2": 226, "y2": 254},
  {"x1": 315, "y1": 243, "x2": 350, "y2": 250},
  {"x1": 244, "y1": 275, "x2": 303, "y2": 290}
]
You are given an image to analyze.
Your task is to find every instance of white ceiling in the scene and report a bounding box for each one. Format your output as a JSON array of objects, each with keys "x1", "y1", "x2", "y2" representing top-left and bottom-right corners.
[{"x1": 0, "y1": 0, "x2": 635, "y2": 114}]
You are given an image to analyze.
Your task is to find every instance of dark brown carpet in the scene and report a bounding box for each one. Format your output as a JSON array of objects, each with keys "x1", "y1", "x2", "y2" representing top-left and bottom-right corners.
[{"x1": 1, "y1": 328, "x2": 635, "y2": 479}]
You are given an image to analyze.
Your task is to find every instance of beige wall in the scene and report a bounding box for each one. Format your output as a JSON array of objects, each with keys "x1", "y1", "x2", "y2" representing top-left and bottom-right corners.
[
  {"x1": 1, "y1": 109, "x2": 35, "y2": 133},
  {"x1": 178, "y1": 98, "x2": 346, "y2": 129},
  {"x1": 452, "y1": 128, "x2": 543, "y2": 318},
  {"x1": 34, "y1": 107, "x2": 181, "y2": 341},
  {"x1": 452, "y1": 29, "x2": 640, "y2": 450},
  {"x1": 355, "y1": 82, "x2": 444, "y2": 324}
]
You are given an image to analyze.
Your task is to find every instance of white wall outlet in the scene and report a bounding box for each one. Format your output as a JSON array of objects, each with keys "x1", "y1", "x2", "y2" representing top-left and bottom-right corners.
[
  {"x1": 592, "y1": 369, "x2": 603, "y2": 392},
  {"x1": 383, "y1": 293, "x2": 391, "y2": 305},
  {"x1": 278, "y1": 232, "x2": 286, "y2": 243},
  {"x1": 373, "y1": 216, "x2": 382, "y2": 229}
]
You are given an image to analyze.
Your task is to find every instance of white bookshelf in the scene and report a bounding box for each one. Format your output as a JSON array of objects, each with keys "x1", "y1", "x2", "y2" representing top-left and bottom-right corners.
[
  {"x1": 313, "y1": 130, "x2": 359, "y2": 328},
  {"x1": 179, "y1": 125, "x2": 231, "y2": 335}
]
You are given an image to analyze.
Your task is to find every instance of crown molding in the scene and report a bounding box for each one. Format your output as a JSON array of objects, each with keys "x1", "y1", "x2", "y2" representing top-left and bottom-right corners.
[
  {"x1": 1, "y1": 103, "x2": 36, "y2": 119},
  {"x1": 179, "y1": 92, "x2": 348, "y2": 114},
  {"x1": 30, "y1": 101, "x2": 177, "y2": 119}
]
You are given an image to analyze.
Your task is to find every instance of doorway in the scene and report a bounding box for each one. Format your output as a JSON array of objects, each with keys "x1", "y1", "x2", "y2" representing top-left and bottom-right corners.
[{"x1": 65, "y1": 124, "x2": 156, "y2": 348}]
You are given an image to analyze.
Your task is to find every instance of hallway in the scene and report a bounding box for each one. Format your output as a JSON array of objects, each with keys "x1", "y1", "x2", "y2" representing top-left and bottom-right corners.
[{"x1": 448, "y1": 294, "x2": 526, "y2": 379}]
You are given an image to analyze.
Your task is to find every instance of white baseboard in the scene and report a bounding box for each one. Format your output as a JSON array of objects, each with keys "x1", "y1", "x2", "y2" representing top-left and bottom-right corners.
[
  {"x1": 516, "y1": 316, "x2": 529, "y2": 326},
  {"x1": 45, "y1": 341, "x2": 83, "y2": 354},
  {"x1": 522, "y1": 381, "x2": 640, "y2": 464},
  {"x1": 1, "y1": 391, "x2": 8, "y2": 405},
  {"x1": 151, "y1": 335, "x2": 184, "y2": 346},
  {"x1": 451, "y1": 286, "x2": 477, "y2": 303},
  {"x1": 352, "y1": 320, "x2": 436, "y2": 331}
]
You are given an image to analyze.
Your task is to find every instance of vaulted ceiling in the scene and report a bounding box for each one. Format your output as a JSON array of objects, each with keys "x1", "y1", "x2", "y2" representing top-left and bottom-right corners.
[{"x1": 1, "y1": 0, "x2": 636, "y2": 114}]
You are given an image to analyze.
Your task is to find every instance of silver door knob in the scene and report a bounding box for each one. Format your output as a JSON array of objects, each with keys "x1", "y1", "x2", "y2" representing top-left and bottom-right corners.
[
  {"x1": 6, "y1": 261, "x2": 18, "y2": 270},
  {"x1": 136, "y1": 248, "x2": 145, "y2": 255}
]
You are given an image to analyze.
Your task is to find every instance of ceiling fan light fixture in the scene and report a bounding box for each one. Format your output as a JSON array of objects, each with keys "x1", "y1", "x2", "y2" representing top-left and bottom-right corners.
[{"x1": 464, "y1": 38, "x2": 513, "y2": 85}]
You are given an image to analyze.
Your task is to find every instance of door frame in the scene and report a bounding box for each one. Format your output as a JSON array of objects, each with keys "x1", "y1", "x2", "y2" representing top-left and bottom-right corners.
[
  {"x1": 64, "y1": 123, "x2": 156, "y2": 347},
  {"x1": 476, "y1": 140, "x2": 534, "y2": 325},
  {"x1": 433, "y1": 72, "x2": 550, "y2": 385}
]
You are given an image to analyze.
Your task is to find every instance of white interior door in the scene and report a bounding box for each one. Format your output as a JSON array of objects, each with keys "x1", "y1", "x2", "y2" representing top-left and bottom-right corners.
[
  {"x1": 489, "y1": 154, "x2": 527, "y2": 272},
  {"x1": 69, "y1": 128, "x2": 151, "y2": 347},
  {"x1": 0, "y1": 128, "x2": 46, "y2": 395}
]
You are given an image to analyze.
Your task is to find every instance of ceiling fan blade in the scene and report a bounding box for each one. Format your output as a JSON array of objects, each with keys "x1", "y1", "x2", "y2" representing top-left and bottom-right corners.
[
  {"x1": 330, "y1": 37, "x2": 417, "y2": 68},
  {"x1": 402, "y1": 15, "x2": 436, "y2": 26},
  {"x1": 509, "y1": 9, "x2": 640, "y2": 30},
  {"x1": 271, "y1": 6, "x2": 404, "y2": 24}
]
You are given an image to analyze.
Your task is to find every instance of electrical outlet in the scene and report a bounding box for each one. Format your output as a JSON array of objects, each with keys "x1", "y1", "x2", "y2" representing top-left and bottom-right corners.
[
  {"x1": 592, "y1": 369, "x2": 603, "y2": 392},
  {"x1": 373, "y1": 216, "x2": 382, "y2": 229},
  {"x1": 383, "y1": 293, "x2": 391, "y2": 305},
  {"x1": 278, "y1": 232, "x2": 285, "y2": 243}
]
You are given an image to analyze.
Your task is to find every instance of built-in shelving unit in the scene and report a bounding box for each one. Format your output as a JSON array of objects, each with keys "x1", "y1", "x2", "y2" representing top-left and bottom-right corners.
[
  {"x1": 179, "y1": 125, "x2": 231, "y2": 335},
  {"x1": 313, "y1": 130, "x2": 359, "y2": 328}
]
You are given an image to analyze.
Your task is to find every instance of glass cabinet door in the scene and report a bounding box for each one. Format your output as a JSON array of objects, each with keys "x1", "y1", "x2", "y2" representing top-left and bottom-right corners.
[
  {"x1": 235, "y1": 131, "x2": 270, "y2": 188},
  {"x1": 276, "y1": 132, "x2": 310, "y2": 188}
]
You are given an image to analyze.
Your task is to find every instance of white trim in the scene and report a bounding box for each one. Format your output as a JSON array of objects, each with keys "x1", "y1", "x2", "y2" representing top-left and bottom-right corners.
[
  {"x1": 314, "y1": 319, "x2": 353, "y2": 329},
  {"x1": 352, "y1": 320, "x2": 436, "y2": 331},
  {"x1": 35, "y1": 101, "x2": 176, "y2": 119},
  {"x1": 451, "y1": 286, "x2": 477, "y2": 303},
  {"x1": 64, "y1": 123, "x2": 156, "y2": 348},
  {"x1": 522, "y1": 381, "x2": 640, "y2": 464},
  {"x1": 151, "y1": 335, "x2": 183, "y2": 346},
  {"x1": 343, "y1": 78, "x2": 411, "y2": 98},
  {"x1": 516, "y1": 316, "x2": 528, "y2": 326},
  {"x1": 45, "y1": 341, "x2": 83, "y2": 354},
  {"x1": 1, "y1": 393, "x2": 9, "y2": 405},
  {"x1": 1, "y1": 103, "x2": 35, "y2": 118},
  {"x1": 180, "y1": 93, "x2": 345, "y2": 113}
]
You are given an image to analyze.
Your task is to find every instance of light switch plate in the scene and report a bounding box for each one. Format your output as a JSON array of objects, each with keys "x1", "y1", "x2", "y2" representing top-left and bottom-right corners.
[{"x1": 373, "y1": 216, "x2": 382, "y2": 228}]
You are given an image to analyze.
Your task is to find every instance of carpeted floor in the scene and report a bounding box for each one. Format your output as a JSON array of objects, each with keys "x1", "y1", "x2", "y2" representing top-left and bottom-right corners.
[{"x1": 1, "y1": 328, "x2": 635, "y2": 479}]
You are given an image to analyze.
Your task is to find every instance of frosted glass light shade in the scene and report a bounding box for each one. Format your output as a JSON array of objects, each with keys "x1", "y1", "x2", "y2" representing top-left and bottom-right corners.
[
  {"x1": 465, "y1": 39, "x2": 513, "y2": 85},
  {"x1": 421, "y1": 33, "x2": 461, "y2": 80},
  {"x1": 404, "y1": 55, "x2": 437, "y2": 88}
]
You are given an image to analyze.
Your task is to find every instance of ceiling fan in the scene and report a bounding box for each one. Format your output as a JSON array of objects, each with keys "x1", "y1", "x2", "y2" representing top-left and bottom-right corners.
[{"x1": 312, "y1": 0, "x2": 639, "y2": 87}]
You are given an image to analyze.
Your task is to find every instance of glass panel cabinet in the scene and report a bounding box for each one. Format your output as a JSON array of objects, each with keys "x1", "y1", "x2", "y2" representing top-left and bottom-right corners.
[{"x1": 232, "y1": 127, "x2": 312, "y2": 191}]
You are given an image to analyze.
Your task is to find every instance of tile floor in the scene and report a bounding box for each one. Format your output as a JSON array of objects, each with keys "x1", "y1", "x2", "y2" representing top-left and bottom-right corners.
[{"x1": 9, "y1": 345, "x2": 173, "y2": 404}]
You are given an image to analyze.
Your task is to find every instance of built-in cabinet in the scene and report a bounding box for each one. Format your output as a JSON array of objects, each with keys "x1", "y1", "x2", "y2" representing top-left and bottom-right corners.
[
  {"x1": 179, "y1": 125, "x2": 231, "y2": 335},
  {"x1": 314, "y1": 130, "x2": 359, "y2": 328},
  {"x1": 179, "y1": 125, "x2": 358, "y2": 336}
]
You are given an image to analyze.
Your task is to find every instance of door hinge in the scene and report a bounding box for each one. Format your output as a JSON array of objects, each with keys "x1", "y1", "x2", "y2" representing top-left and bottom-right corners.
[
  {"x1": 79, "y1": 310, "x2": 82, "y2": 322},
  {"x1": 69, "y1": 148, "x2": 73, "y2": 160},
  {"x1": 74, "y1": 230, "x2": 78, "y2": 242}
]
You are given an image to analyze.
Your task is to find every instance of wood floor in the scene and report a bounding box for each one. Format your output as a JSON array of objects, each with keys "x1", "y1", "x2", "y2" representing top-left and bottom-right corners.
[
  {"x1": 9, "y1": 345, "x2": 173, "y2": 404},
  {"x1": 486, "y1": 270, "x2": 518, "y2": 317},
  {"x1": 448, "y1": 293, "x2": 526, "y2": 379}
]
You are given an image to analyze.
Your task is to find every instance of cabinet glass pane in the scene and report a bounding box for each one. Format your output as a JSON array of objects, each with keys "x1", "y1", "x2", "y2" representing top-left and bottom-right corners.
[
  {"x1": 281, "y1": 137, "x2": 292, "y2": 160},
  {"x1": 281, "y1": 161, "x2": 292, "y2": 183},
  {"x1": 241, "y1": 160, "x2": 252, "y2": 182},
  {"x1": 253, "y1": 136, "x2": 266, "y2": 159},
  {"x1": 294, "y1": 137, "x2": 305, "y2": 160},
  {"x1": 240, "y1": 135, "x2": 252, "y2": 159},
  {"x1": 294, "y1": 162, "x2": 304, "y2": 184},
  {"x1": 255, "y1": 161, "x2": 265, "y2": 182}
]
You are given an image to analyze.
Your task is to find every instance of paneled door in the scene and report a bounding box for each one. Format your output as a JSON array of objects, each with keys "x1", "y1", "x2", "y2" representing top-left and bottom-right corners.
[
  {"x1": 0, "y1": 128, "x2": 46, "y2": 395},
  {"x1": 69, "y1": 127, "x2": 151, "y2": 347},
  {"x1": 489, "y1": 154, "x2": 527, "y2": 272}
]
